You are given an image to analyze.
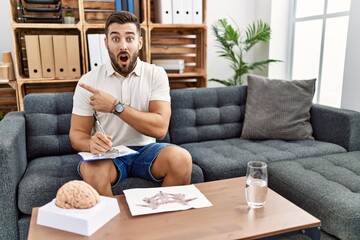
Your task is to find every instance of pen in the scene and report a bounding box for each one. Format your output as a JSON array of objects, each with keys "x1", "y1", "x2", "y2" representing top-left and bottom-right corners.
[
  {"x1": 93, "y1": 112, "x2": 106, "y2": 136},
  {"x1": 93, "y1": 112, "x2": 113, "y2": 156}
]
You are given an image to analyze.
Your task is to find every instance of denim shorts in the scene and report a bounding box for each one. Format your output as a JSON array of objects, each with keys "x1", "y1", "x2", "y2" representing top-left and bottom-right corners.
[{"x1": 77, "y1": 142, "x2": 171, "y2": 188}]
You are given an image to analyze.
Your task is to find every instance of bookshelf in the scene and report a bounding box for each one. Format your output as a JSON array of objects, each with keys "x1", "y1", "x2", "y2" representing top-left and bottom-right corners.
[{"x1": 8, "y1": 0, "x2": 207, "y2": 110}]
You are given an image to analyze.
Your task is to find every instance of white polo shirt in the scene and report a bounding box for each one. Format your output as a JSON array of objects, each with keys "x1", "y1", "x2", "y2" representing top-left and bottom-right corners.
[{"x1": 72, "y1": 58, "x2": 170, "y2": 146}]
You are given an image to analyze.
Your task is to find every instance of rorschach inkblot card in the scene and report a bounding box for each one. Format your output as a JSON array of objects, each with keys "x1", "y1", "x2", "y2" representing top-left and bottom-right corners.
[{"x1": 123, "y1": 184, "x2": 213, "y2": 216}]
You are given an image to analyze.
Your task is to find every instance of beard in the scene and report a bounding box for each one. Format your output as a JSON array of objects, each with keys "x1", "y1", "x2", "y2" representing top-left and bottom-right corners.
[{"x1": 109, "y1": 50, "x2": 139, "y2": 76}]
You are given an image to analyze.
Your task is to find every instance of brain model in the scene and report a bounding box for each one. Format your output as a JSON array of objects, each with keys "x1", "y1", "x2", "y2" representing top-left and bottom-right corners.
[{"x1": 55, "y1": 180, "x2": 100, "y2": 209}]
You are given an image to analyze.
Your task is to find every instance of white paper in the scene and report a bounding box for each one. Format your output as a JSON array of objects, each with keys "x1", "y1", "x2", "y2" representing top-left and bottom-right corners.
[
  {"x1": 124, "y1": 184, "x2": 212, "y2": 216},
  {"x1": 78, "y1": 145, "x2": 138, "y2": 161}
]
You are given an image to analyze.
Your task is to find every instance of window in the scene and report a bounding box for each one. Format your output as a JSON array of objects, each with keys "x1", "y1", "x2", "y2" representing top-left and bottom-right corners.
[{"x1": 290, "y1": 0, "x2": 351, "y2": 107}]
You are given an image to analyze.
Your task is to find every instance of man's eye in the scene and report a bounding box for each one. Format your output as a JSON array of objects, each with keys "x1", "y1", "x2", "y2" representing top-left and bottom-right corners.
[
  {"x1": 126, "y1": 37, "x2": 134, "y2": 42},
  {"x1": 112, "y1": 37, "x2": 119, "y2": 42}
]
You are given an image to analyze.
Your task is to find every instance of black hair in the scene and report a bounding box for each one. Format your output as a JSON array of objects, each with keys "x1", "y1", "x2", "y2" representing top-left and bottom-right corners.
[{"x1": 105, "y1": 11, "x2": 141, "y2": 36}]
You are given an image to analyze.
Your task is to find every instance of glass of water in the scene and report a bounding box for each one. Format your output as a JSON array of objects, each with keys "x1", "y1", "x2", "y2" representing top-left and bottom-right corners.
[{"x1": 245, "y1": 161, "x2": 268, "y2": 208}]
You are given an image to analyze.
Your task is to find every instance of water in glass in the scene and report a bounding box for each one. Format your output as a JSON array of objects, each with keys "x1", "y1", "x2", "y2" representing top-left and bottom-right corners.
[{"x1": 245, "y1": 161, "x2": 268, "y2": 208}]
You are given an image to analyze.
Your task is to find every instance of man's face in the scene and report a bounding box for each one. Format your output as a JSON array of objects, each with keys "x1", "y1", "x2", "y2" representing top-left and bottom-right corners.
[{"x1": 105, "y1": 23, "x2": 143, "y2": 76}]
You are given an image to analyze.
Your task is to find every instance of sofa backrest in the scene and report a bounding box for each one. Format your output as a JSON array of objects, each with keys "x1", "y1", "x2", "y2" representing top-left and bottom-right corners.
[
  {"x1": 168, "y1": 86, "x2": 247, "y2": 144},
  {"x1": 24, "y1": 92, "x2": 76, "y2": 160},
  {"x1": 22, "y1": 86, "x2": 248, "y2": 159}
]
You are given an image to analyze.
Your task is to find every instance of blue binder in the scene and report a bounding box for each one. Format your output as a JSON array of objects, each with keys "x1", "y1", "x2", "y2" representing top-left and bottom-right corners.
[
  {"x1": 115, "y1": 0, "x2": 122, "y2": 10},
  {"x1": 127, "y1": 0, "x2": 134, "y2": 13}
]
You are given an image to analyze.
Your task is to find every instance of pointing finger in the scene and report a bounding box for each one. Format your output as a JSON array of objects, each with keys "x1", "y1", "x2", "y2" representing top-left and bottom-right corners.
[{"x1": 79, "y1": 83, "x2": 99, "y2": 94}]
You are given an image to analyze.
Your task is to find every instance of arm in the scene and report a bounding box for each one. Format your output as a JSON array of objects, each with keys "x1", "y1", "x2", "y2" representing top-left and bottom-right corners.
[
  {"x1": 0, "y1": 112, "x2": 27, "y2": 240},
  {"x1": 310, "y1": 104, "x2": 360, "y2": 151},
  {"x1": 79, "y1": 82, "x2": 170, "y2": 140},
  {"x1": 118, "y1": 100, "x2": 171, "y2": 140}
]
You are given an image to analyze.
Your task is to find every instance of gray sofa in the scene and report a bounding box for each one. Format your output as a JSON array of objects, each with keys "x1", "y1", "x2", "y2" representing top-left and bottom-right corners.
[{"x1": 1, "y1": 86, "x2": 360, "y2": 240}]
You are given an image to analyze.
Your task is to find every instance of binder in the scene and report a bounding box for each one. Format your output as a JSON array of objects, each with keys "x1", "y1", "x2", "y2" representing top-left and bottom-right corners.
[
  {"x1": 115, "y1": 0, "x2": 122, "y2": 10},
  {"x1": 39, "y1": 35, "x2": 55, "y2": 78},
  {"x1": 192, "y1": 0, "x2": 202, "y2": 24},
  {"x1": 87, "y1": 34, "x2": 102, "y2": 70},
  {"x1": 99, "y1": 34, "x2": 110, "y2": 64},
  {"x1": 65, "y1": 35, "x2": 81, "y2": 78},
  {"x1": 122, "y1": 0, "x2": 128, "y2": 11},
  {"x1": 24, "y1": 35, "x2": 43, "y2": 78},
  {"x1": 172, "y1": 0, "x2": 184, "y2": 24},
  {"x1": 182, "y1": 0, "x2": 193, "y2": 24},
  {"x1": 127, "y1": 0, "x2": 134, "y2": 13},
  {"x1": 52, "y1": 35, "x2": 69, "y2": 77},
  {"x1": 154, "y1": 0, "x2": 172, "y2": 24},
  {"x1": 133, "y1": 0, "x2": 140, "y2": 19}
]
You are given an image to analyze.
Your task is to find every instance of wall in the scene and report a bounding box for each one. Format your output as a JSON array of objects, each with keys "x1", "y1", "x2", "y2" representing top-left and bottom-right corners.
[
  {"x1": 0, "y1": 0, "x2": 13, "y2": 62},
  {"x1": 267, "y1": 0, "x2": 292, "y2": 79},
  {"x1": 206, "y1": 0, "x2": 257, "y2": 87},
  {"x1": 341, "y1": 0, "x2": 360, "y2": 111}
]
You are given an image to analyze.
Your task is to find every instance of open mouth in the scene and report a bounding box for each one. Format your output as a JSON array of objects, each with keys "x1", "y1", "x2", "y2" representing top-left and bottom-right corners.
[{"x1": 119, "y1": 54, "x2": 129, "y2": 63}]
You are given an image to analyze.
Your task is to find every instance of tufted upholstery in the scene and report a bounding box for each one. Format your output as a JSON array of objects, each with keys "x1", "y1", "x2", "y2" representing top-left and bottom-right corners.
[
  {"x1": 24, "y1": 92, "x2": 76, "y2": 160},
  {"x1": 181, "y1": 138, "x2": 346, "y2": 181},
  {"x1": 169, "y1": 86, "x2": 247, "y2": 144},
  {"x1": 268, "y1": 151, "x2": 360, "y2": 240}
]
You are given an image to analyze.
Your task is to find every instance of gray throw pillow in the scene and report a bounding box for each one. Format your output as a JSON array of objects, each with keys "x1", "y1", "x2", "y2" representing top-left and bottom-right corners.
[{"x1": 240, "y1": 75, "x2": 316, "y2": 140}]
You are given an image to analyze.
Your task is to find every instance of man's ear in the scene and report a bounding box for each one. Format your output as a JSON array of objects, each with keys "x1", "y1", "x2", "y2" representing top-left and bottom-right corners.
[
  {"x1": 104, "y1": 35, "x2": 109, "y2": 49},
  {"x1": 138, "y1": 36, "x2": 143, "y2": 50}
]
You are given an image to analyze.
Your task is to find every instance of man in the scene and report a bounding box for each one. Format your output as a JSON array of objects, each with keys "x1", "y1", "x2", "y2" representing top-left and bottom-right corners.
[{"x1": 69, "y1": 11, "x2": 192, "y2": 196}]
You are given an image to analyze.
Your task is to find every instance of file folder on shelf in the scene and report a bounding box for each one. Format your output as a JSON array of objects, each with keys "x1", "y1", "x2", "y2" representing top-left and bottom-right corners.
[
  {"x1": 39, "y1": 35, "x2": 55, "y2": 78},
  {"x1": 134, "y1": 0, "x2": 140, "y2": 19},
  {"x1": 87, "y1": 34, "x2": 102, "y2": 70},
  {"x1": 52, "y1": 35, "x2": 69, "y2": 78},
  {"x1": 172, "y1": 0, "x2": 184, "y2": 24},
  {"x1": 183, "y1": 0, "x2": 193, "y2": 24},
  {"x1": 66, "y1": 35, "x2": 81, "y2": 78},
  {"x1": 122, "y1": 0, "x2": 128, "y2": 11},
  {"x1": 154, "y1": 0, "x2": 172, "y2": 24},
  {"x1": 24, "y1": 35, "x2": 43, "y2": 78},
  {"x1": 192, "y1": 0, "x2": 202, "y2": 24},
  {"x1": 99, "y1": 34, "x2": 110, "y2": 64},
  {"x1": 115, "y1": 0, "x2": 122, "y2": 10},
  {"x1": 127, "y1": 0, "x2": 134, "y2": 13}
]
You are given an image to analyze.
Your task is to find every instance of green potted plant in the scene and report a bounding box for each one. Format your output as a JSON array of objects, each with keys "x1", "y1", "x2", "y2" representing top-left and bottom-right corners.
[{"x1": 210, "y1": 18, "x2": 281, "y2": 86}]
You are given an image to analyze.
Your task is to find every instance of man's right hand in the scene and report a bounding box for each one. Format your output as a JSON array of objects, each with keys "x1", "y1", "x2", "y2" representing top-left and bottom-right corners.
[{"x1": 89, "y1": 132, "x2": 113, "y2": 154}]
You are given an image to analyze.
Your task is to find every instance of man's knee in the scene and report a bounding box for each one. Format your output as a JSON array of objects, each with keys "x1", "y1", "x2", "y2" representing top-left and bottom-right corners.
[
  {"x1": 80, "y1": 160, "x2": 114, "y2": 182},
  {"x1": 168, "y1": 147, "x2": 192, "y2": 175}
]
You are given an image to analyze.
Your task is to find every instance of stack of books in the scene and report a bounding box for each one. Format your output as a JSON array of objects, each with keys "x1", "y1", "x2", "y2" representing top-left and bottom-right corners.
[{"x1": 152, "y1": 59, "x2": 185, "y2": 74}]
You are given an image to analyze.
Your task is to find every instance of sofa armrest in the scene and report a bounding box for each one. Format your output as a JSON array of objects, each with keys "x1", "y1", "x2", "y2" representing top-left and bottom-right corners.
[
  {"x1": 0, "y1": 112, "x2": 28, "y2": 240},
  {"x1": 310, "y1": 104, "x2": 360, "y2": 151}
]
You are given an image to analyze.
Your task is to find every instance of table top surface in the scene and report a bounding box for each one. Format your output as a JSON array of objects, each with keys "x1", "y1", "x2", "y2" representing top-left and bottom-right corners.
[{"x1": 28, "y1": 177, "x2": 320, "y2": 240}]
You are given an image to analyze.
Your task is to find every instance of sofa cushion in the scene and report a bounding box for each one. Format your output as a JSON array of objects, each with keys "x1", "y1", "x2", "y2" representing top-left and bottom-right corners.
[
  {"x1": 268, "y1": 151, "x2": 360, "y2": 239},
  {"x1": 169, "y1": 86, "x2": 247, "y2": 144},
  {"x1": 241, "y1": 75, "x2": 316, "y2": 140},
  {"x1": 24, "y1": 92, "x2": 76, "y2": 160},
  {"x1": 180, "y1": 138, "x2": 346, "y2": 181}
]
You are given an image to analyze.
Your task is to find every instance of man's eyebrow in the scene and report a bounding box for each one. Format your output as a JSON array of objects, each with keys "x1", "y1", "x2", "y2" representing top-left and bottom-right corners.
[
  {"x1": 125, "y1": 31, "x2": 136, "y2": 35},
  {"x1": 109, "y1": 31, "x2": 136, "y2": 36}
]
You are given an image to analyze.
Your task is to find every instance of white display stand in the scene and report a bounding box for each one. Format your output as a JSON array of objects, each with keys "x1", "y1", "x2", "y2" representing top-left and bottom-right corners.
[{"x1": 37, "y1": 196, "x2": 120, "y2": 236}]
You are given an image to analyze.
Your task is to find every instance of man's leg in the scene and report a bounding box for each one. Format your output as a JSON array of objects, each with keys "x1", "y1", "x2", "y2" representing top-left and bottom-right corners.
[
  {"x1": 79, "y1": 159, "x2": 118, "y2": 196},
  {"x1": 151, "y1": 145, "x2": 192, "y2": 186}
]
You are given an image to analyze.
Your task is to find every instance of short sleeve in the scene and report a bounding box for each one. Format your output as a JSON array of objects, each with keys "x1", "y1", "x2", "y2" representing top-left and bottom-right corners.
[{"x1": 150, "y1": 66, "x2": 171, "y2": 103}]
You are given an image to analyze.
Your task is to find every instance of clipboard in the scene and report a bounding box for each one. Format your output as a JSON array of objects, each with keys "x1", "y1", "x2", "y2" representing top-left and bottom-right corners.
[{"x1": 78, "y1": 145, "x2": 139, "y2": 161}]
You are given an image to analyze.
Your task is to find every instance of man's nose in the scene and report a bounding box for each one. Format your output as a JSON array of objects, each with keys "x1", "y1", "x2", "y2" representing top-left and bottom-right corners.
[{"x1": 119, "y1": 39, "x2": 128, "y2": 51}]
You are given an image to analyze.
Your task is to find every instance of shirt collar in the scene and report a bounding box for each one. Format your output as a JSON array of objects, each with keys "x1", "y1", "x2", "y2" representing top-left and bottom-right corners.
[{"x1": 105, "y1": 58, "x2": 141, "y2": 77}]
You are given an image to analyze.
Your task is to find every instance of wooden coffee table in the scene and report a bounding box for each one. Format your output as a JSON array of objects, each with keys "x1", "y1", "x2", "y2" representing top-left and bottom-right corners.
[{"x1": 28, "y1": 177, "x2": 321, "y2": 239}]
